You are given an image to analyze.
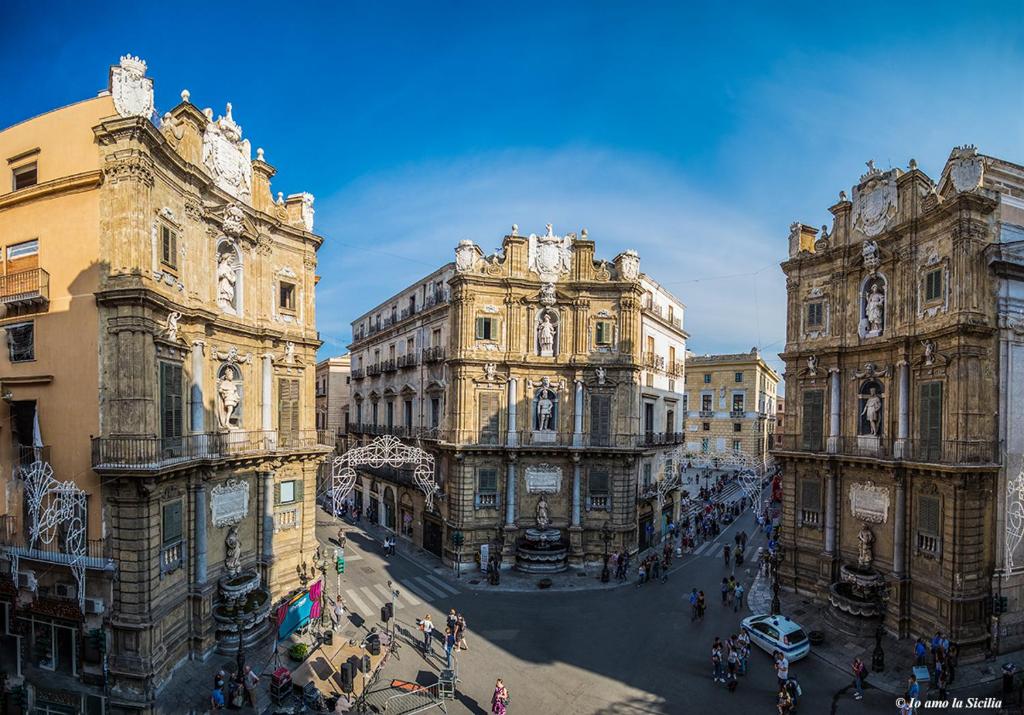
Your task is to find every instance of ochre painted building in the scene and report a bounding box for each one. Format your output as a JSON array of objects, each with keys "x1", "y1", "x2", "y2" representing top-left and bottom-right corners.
[{"x1": 0, "y1": 56, "x2": 330, "y2": 712}]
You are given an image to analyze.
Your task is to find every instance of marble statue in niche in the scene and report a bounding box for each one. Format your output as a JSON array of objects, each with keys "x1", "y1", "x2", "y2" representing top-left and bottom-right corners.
[
  {"x1": 857, "y1": 523, "x2": 874, "y2": 569},
  {"x1": 859, "y1": 276, "x2": 887, "y2": 338},
  {"x1": 217, "y1": 366, "x2": 241, "y2": 429},
  {"x1": 536, "y1": 387, "x2": 555, "y2": 431},
  {"x1": 225, "y1": 525, "x2": 242, "y2": 577},
  {"x1": 537, "y1": 311, "x2": 557, "y2": 357},
  {"x1": 858, "y1": 380, "x2": 884, "y2": 436},
  {"x1": 217, "y1": 248, "x2": 239, "y2": 314},
  {"x1": 536, "y1": 496, "x2": 551, "y2": 530}
]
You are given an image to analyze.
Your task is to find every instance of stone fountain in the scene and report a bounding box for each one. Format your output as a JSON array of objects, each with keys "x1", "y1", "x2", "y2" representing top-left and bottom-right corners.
[
  {"x1": 827, "y1": 523, "x2": 887, "y2": 637},
  {"x1": 213, "y1": 526, "x2": 273, "y2": 654},
  {"x1": 515, "y1": 496, "x2": 568, "y2": 573}
]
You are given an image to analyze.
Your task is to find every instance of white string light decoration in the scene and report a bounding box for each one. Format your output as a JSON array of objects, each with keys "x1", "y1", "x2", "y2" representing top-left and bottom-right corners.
[
  {"x1": 1006, "y1": 460, "x2": 1024, "y2": 571},
  {"x1": 655, "y1": 447, "x2": 773, "y2": 513},
  {"x1": 21, "y1": 461, "x2": 88, "y2": 612},
  {"x1": 324, "y1": 435, "x2": 440, "y2": 513}
]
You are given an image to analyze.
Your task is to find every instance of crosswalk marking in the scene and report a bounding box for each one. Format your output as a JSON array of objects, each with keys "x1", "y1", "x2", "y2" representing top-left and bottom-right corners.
[
  {"x1": 401, "y1": 578, "x2": 440, "y2": 604},
  {"x1": 377, "y1": 582, "x2": 421, "y2": 607},
  {"x1": 693, "y1": 542, "x2": 711, "y2": 556},
  {"x1": 408, "y1": 576, "x2": 449, "y2": 600},
  {"x1": 423, "y1": 574, "x2": 460, "y2": 596},
  {"x1": 360, "y1": 586, "x2": 384, "y2": 609},
  {"x1": 345, "y1": 590, "x2": 372, "y2": 616}
]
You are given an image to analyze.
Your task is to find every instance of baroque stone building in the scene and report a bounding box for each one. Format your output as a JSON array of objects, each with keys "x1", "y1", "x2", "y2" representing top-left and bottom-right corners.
[
  {"x1": 775, "y1": 147, "x2": 1024, "y2": 656},
  {"x1": 0, "y1": 56, "x2": 330, "y2": 712},
  {"x1": 342, "y1": 227, "x2": 688, "y2": 570},
  {"x1": 683, "y1": 349, "x2": 780, "y2": 468}
]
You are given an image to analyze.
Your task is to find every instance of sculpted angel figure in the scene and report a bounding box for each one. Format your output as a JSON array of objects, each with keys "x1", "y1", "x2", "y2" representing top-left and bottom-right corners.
[{"x1": 225, "y1": 526, "x2": 242, "y2": 576}]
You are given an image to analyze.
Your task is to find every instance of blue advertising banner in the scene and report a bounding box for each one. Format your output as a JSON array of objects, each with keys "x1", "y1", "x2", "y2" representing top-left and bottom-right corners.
[{"x1": 277, "y1": 589, "x2": 313, "y2": 640}]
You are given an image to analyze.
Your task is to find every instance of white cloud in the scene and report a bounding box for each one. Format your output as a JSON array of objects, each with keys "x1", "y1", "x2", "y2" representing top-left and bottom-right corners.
[{"x1": 313, "y1": 147, "x2": 787, "y2": 367}]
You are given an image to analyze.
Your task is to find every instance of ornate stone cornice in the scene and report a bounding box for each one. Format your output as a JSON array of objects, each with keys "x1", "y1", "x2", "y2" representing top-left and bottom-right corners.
[{"x1": 0, "y1": 170, "x2": 103, "y2": 213}]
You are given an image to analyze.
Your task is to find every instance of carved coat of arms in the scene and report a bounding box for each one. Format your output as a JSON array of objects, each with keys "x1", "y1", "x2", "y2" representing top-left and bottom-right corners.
[
  {"x1": 110, "y1": 55, "x2": 154, "y2": 119},
  {"x1": 202, "y1": 104, "x2": 253, "y2": 203},
  {"x1": 528, "y1": 224, "x2": 573, "y2": 282},
  {"x1": 948, "y1": 145, "x2": 983, "y2": 193},
  {"x1": 851, "y1": 163, "x2": 898, "y2": 238}
]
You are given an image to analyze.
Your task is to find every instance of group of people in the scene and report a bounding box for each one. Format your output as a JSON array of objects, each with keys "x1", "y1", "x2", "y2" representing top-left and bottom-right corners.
[
  {"x1": 635, "y1": 548, "x2": 671, "y2": 586},
  {"x1": 709, "y1": 633, "x2": 752, "y2": 692},
  {"x1": 774, "y1": 651, "x2": 800, "y2": 713},
  {"x1": 417, "y1": 608, "x2": 470, "y2": 668},
  {"x1": 911, "y1": 630, "x2": 958, "y2": 701},
  {"x1": 719, "y1": 576, "x2": 745, "y2": 612},
  {"x1": 209, "y1": 665, "x2": 260, "y2": 711}
]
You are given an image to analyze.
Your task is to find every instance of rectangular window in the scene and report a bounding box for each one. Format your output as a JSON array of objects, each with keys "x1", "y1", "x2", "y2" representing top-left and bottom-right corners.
[
  {"x1": 159, "y1": 361, "x2": 183, "y2": 447},
  {"x1": 645, "y1": 372, "x2": 653, "y2": 387},
  {"x1": 12, "y1": 162, "x2": 37, "y2": 191},
  {"x1": 478, "y1": 391, "x2": 500, "y2": 444},
  {"x1": 160, "y1": 225, "x2": 177, "y2": 270},
  {"x1": 733, "y1": 422, "x2": 742, "y2": 432},
  {"x1": 477, "y1": 468, "x2": 497, "y2": 494},
  {"x1": 918, "y1": 382, "x2": 943, "y2": 461},
  {"x1": 734, "y1": 372, "x2": 743, "y2": 383},
  {"x1": 703, "y1": 373, "x2": 711, "y2": 384},
  {"x1": 371, "y1": 402, "x2": 378, "y2": 425},
  {"x1": 643, "y1": 402, "x2": 655, "y2": 440},
  {"x1": 404, "y1": 399, "x2": 413, "y2": 428},
  {"x1": 917, "y1": 494, "x2": 941, "y2": 555},
  {"x1": 800, "y1": 479, "x2": 821, "y2": 527},
  {"x1": 701, "y1": 437, "x2": 710, "y2": 453},
  {"x1": 702, "y1": 422, "x2": 710, "y2": 431},
  {"x1": 732, "y1": 394, "x2": 744, "y2": 412},
  {"x1": 590, "y1": 394, "x2": 611, "y2": 446},
  {"x1": 806, "y1": 302, "x2": 824, "y2": 327},
  {"x1": 589, "y1": 470, "x2": 609, "y2": 495},
  {"x1": 682, "y1": 395, "x2": 688, "y2": 413},
  {"x1": 386, "y1": 400, "x2": 394, "y2": 429},
  {"x1": 432, "y1": 328, "x2": 442, "y2": 347},
  {"x1": 7, "y1": 239, "x2": 39, "y2": 261},
  {"x1": 279, "y1": 281, "x2": 296, "y2": 311},
  {"x1": 406, "y1": 337, "x2": 415, "y2": 354},
  {"x1": 925, "y1": 269, "x2": 943, "y2": 302},
  {"x1": 6, "y1": 321, "x2": 35, "y2": 362},
  {"x1": 801, "y1": 389, "x2": 825, "y2": 451},
  {"x1": 279, "y1": 480, "x2": 296, "y2": 504},
  {"x1": 595, "y1": 320, "x2": 612, "y2": 345},
  {"x1": 475, "y1": 317, "x2": 496, "y2": 340},
  {"x1": 732, "y1": 439, "x2": 741, "y2": 452},
  {"x1": 701, "y1": 394, "x2": 712, "y2": 412},
  {"x1": 278, "y1": 378, "x2": 301, "y2": 441},
  {"x1": 430, "y1": 397, "x2": 440, "y2": 428},
  {"x1": 666, "y1": 409, "x2": 675, "y2": 434},
  {"x1": 642, "y1": 463, "x2": 652, "y2": 490},
  {"x1": 667, "y1": 378, "x2": 675, "y2": 392},
  {"x1": 162, "y1": 501, "x2": 183, "y2": 547}
]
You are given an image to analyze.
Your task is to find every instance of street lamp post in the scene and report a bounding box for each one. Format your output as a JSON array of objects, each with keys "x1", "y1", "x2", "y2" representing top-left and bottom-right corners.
[
  {"x1": 600, "y1": 522, "x2": 613, "y2": 583},
  {"x1": 769, "y1": 546, "x2": 785, "y2": 615},
  {"x1": 234, "y1": 610, "x2": 250, "y2": 684}
]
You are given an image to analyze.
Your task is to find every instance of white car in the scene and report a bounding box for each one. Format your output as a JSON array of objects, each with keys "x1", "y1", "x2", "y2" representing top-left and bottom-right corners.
[{"x1": 741, "y1": 614, "x2": 811, "y2": 662}]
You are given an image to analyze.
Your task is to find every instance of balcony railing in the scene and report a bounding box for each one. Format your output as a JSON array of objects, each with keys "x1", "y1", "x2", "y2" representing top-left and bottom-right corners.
[
  {"x1": 91, "y1": 429, "x2": 333, "y2": 472},
  {"x1": 641, "y1": 432, "x2": 686, "y2": 447},
  {"x1": 667, "y1": 361, "x2": 685, "y2": 377},
  {"x1": 424, "y1": 288, "x2": 449, "y2": 309},
  {"x1": 774, "y1": 434, "x2": 998, "y2": 465},
  {"x1": 382, "y1": 358, "x2": 397, "y2": 373},
  {"x1": 0, "y1": 268, "x2": 49, "y2": 309},
  {"x1": 643, "y1": 352, "x2": 666, "y2": 371},
  {"x1": 422, "y1": 346, "x2": 445, "y2": 363},
  {"x1": 397, "y1": 353, "x2": 419, "y2": 369},
  {"x1": 160, "y1": 540, "x2": 184, "y2": 575},
  {"x1": 699, "y1": 410, "x2": 715, "y2": 419},
  {"x1": 366, "y1": 363, "x2": 382, "y2": 376},
  {"x1": 0, "y1": 519, "x2": 114, "y2": 571},
  {"x1": 730, "y1": 409, "x2": 746, "y2": 418},
  {"x1": 642, "y1": 301, "x2": 683, "y2": 330},
  {"x1": 351, "y1": 368, "x2": 365, "y2": 380}
]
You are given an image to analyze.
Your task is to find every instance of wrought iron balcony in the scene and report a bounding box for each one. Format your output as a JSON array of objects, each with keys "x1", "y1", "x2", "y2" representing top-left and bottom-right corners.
[
  {"x1": 699, "y1": 410, "x2": 715, "y2": 418},
  {"x1": 0, "y1": 515, "x2": 114, "y2": 571},
  {"x1": 366, "y1": 363, "x2": 382, "y2": 376},
  {"x1": 774, "y1": 434, "x2": 997, "y2": 465},
  {"x1": 643, "y1": 352, "x2": 666, "y2": 371},
  {"x1": 422, "y1": 346, "x2": 445, "y2": 363},
  {"x1": 730, "y1": 409, "x2": 746, "y2": 418},
  {"x1": 641, "y1": 431, "x2": 686, "y2": 447},
  {"x1": 351, "y1": 368, "x2": 365, "y2": 380},
  {"x1": 91, "y1": 429, "x2": 332, "y2": 473},
  {"x1": 0, "y1": 268, "x2": 49, "y2": 310},
  {"x1": 397, "y1": 353, "x2": 419, "y2": 369}
]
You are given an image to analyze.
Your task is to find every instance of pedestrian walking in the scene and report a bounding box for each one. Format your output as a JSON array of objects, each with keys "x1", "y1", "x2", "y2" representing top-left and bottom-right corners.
[
  {"x1": 651, "y1": 558, "x2": 661, "y2": 582},
  {"x1": 723, "y1": 544, "x2": 731, "y2": 568},
  {"x1": 913, "y1": 638, "x2": 927, "y2": 666},
  {"x1": 776, "y1": 685, "x2": 793, "y2": 715},
  {"x1": 418, "y1": 614, "x2": 434, "y2": 655},
  {"x1": 636, "y1": 563, "x2": 646, "y2": 587},
  {"x1": 447, "y1": 608, "x2": 459, "y2": 634},
  {"x1": 737, "y1": 631, "x2": 750, "y2": 675},
  {"x1": 697, "y1": 590, "x2": 706, "y2": 620},
  {"x1": 444, "y1": 627, "x2": 456, "y2": 668},
  {"x1": 774, "y1": 651, "x2": 789, "y2": 691},
  {"x1": 661, "y1": 554, "x2": 670, "y2": 583},
  {"x1": 456, "y1": 613, "x2": 469, "y2": 650},
  {"x1": 491, "y1": 679, "x2": 509, "y2": 715},
  {"x1": 689, "y1": 588, "x2": 699, "y2": 621},
  {"x1": 711, "y1": 639, "x2": 724, "y2": 683},
  {"x1": 720, "y1": 578, "x2": 729, "y2": 606},
  {"x1": 937, "y1": 666, "x2": 949, "y2": 700},
  {"x1": 946, "y1": 642, "x2": 958, "y2": 684},
  {"x1": 733, "y1": 582, "x2": 744, "y2": 613},
  {"x1": 330, "y1": 595, "x2": 346, "y2": 632},
  {"x1": 851, "y1": 656, "x2": 865, "y2": 700},
  {"x1": 906, "y1": 674, "x2": 920, "y2": 714}
]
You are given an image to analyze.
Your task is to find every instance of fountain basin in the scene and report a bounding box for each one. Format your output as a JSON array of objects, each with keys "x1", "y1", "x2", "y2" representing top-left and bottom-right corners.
[{"x1": 515, "y1": 529, "x2": 568, "y2": 573}]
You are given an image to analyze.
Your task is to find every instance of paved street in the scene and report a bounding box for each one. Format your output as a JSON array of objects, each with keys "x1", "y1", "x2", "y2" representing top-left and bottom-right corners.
[{"x1": 311, "y1": 504, "x2": 902, "y2": 714}]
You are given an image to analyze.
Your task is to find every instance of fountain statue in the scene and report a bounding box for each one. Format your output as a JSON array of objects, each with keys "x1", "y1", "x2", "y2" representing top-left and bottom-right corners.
[{"x1": 213, "y1": 526, "x2": 273, "y2": 654}]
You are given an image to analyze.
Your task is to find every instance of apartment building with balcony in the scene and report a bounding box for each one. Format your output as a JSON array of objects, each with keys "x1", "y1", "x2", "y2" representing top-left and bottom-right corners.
[
  {"x1": 775, "y1": 146, "x2": 1021, "y2": 657},
  {"x1": 0, "y1": 57, "x2": 331, "y2": 712},
  {"x1": 344, "y1": 227, "x2": 688, "y2": 567},
  {"x1": 682, "y1": 349, "x2": 780, "y2": 468},
  {"x1": 315, "y1": 354, "x2": 351, "y2": 437}
]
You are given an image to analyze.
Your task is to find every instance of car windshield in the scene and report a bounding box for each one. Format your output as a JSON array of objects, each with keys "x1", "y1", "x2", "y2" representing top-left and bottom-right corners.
[{"x1": 787, "y1": 628, "x2": 808, "y2": 644}]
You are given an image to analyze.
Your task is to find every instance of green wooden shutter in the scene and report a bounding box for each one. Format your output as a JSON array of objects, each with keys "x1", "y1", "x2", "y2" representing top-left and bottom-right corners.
[
  {"x1": 162, "y1": 500, "x2": 182, "y2": 546},
  {"x1": 918, "y1": 494, "x2": 940, "y2": 535},
  {"x1": 160, "y1": 363, "x2": 183, "y2": 453},
  {"x1": 801, "y1": 389, "x2": 824, "y2": 451},
  {"x1": 590, "y1": 394, "x2": 611, "y2": 446},
  {"x1": 479, "y1": 392, "x2": 499, "y2": 444},
  {"x1": 919, "y1": 382, "x2": 943, "y2": 461},
  {"x1": 800, "y1": 480, "x2": 821, "y2": 512},
  {"x1": 278, "y1": 378, "x2": 300, "y2": 444}
]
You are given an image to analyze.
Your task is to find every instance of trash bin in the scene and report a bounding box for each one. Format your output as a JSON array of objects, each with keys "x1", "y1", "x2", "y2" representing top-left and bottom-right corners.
[{"x1": 1003, "y1": 662, "x2": 1017, "y2": 695}]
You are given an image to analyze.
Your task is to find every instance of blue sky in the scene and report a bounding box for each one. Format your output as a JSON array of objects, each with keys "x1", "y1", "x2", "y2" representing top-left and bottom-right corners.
[{"x1": 4, "y1": 2, "x2": 1023, "y2": 373}]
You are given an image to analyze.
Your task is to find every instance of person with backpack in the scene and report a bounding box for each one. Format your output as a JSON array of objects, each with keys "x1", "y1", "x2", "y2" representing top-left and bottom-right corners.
[{"x1": 851, "y1": 656, "x2": 866, "y2": 700}]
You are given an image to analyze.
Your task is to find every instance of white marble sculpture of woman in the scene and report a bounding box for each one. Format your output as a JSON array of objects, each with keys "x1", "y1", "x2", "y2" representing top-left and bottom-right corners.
[
  {"x1": 217, "y1": 251, "x2": 237, "y2": 312},
  {"x1": 537, "y1": 389, "x2": 554, "y2": 431},
  {"x1": 218, "y1": 367, "x2": 240, "y2": 429},
  {"x1": 857, "y1": 523, "x2": 874, "y2": 569},
  {"x1": 536, "y1": 496, "x2": 551, "y2": 530},
  {"x1": 225, "y1": 525, "x2": 242, "y2": 576},
  {"x1": 861, "y1": 387, "x2": 882, "y2": 436},
  {"x1": 538, "y1": 313, "x2": 556, "y2": 355},
  {"x1": 865, "y1": 283, "x2": 885, "y2": 334}
]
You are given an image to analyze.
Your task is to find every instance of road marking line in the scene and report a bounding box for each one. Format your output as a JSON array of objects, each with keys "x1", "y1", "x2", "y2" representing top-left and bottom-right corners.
[
  {"x1": 372, "y1": 583, "x2": 400, "y2": 608},
  {"x1": 423, "y1": 575, "x2": 460, "y2": 596},
  {"x1": 391, "y1": 584, "x2": 421, "y2": 607},
  {"x1": 360, "y1": 586, "x2": 384, "y2": 609},
  {"x1": 402, "y1": 579, "x2": 439, "y2": 603},
  {"x1": 409, "y1": 576, "x2": 449, "y2": 600},
  {"x1": 344, "y1": 590, "x2": 373, "y2": 615},
  {"x1": 693, "y1": 542, "x2": 710, "y2": 556},
  {"x1": 340, "y1": 552, "x2": 363, "y2": 562}
]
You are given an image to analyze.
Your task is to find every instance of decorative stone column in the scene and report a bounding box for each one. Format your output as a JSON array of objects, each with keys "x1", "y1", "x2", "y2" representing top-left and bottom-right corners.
[
  {"x1": 894, "y1": 360, "x2": 909, "y2": 458},
  {"x1": 194, "y1": 480, "x2": 208, "y2": 584},
  {"x1": 505, "y1": 460, "x2": 517, "y2": 527},
  {"x1": 262, "y1": 471, "x2": 274, "y2": 565},
  {"x1": 573, "y1": 380, "x2": 584, "y2": 447},
  {"x1": 191, "y1": 341, "x2": 206, "y2": 432},
  {"x1": 572, "y1": 462, "x2": 582, "y2": 527},
  {"x1": 261, "y1": 353, "x2": 274, "y2": 432},
  {"x1": 569, "y1": 454, "x2": 583, "y2": 563},
  {"x1": 893, "y1": 476, "x2": 906, "y2": 578},
  {"x1": 824, "y1": 468, "x2": 836, "y2": 555},
  {"x1": 827, "y1": 367, "x2": 840, "y2": 453},
  {"x1": 506, "y1": 378, "x2": 518, "y2": 447}
]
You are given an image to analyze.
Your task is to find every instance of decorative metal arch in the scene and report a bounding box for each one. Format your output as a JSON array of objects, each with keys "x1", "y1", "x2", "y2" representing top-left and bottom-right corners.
[
  {"x1": 1006, "y1": 459, "x2": 1024, "y2": 571},
  {"x1": 323, "y1": 435, "x2": 440, "y2": 513},
  {"x1": 654, "y1": 447, "x2": 775, "y2": 513},
  {"x1": 19, "y1": 461, "x2": 88, "y2": 612}
]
